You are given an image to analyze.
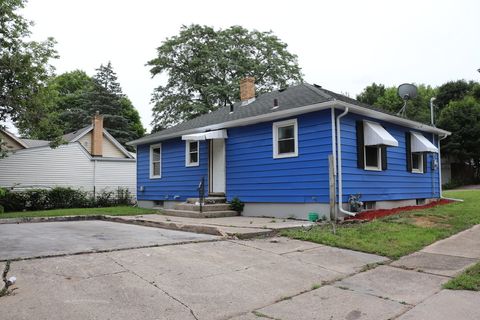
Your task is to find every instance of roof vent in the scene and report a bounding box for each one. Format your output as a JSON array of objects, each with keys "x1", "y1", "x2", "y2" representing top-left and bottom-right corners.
[
  {"x1": 313, "y1": 84, "x2": 322, "y2": 89},
  {"x1": 272, "y1": 98, "x2": 279, "y2": 110},
  {"x1": 278, "y1": 87, "x2": 287, "y2": 92}
]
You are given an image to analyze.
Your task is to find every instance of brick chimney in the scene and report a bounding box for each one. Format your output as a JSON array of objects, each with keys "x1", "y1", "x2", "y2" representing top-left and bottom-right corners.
[
  {"x1": 240, "y1": 77, "x2": 255, "y2": 101},
  {"x1": 91, "y1": 112, "x2": 103, "y2": 157}
]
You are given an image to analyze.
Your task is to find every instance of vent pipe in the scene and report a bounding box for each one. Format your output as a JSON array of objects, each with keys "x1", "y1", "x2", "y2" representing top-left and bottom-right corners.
[{"x1": 272, "y1": 98, "x2": 279, "y2": 109}]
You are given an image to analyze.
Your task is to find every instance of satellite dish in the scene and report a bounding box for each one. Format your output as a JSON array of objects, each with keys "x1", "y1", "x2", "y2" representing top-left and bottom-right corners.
[
  {"x1": 396, "y1": 83, "x2": 417, "y2": 117},
  {"x1": 397, "y1": 83, "x2": 418, "y2": 100}
]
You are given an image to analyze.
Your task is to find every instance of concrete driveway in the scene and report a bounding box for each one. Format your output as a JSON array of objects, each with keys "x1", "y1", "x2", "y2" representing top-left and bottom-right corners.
[
  {"x1": 0, "y1": 220, "x2": 217, "y2": 260},
  {"x1": 1, "y1": 222, "x2": 479, "y2": 320},
  {"x1": 0, "y1": 234, "x2": 388, "y2": 320}
]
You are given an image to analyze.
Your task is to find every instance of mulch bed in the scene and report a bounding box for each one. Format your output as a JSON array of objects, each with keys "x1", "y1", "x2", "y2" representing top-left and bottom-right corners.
[{"x1": 345, "y1": 199, "x2": 454, "y2": 221}]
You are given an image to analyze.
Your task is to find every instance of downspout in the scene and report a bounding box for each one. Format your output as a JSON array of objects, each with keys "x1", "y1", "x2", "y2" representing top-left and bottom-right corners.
[
  {"x1": 335, "y1": 107, "x2": 357, "y2": 216},
  {"x1": 93, "y1": 159, "x2": 97, "y2": 201}
]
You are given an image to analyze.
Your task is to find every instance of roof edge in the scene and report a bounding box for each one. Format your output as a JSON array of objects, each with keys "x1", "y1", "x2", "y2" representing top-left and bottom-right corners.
[
  {"x1": 129, "y1": 100, "x2": 450, "y2": 146},
  {"x1": 0, "y1": 128, "x2": 29, "y2": 148}
]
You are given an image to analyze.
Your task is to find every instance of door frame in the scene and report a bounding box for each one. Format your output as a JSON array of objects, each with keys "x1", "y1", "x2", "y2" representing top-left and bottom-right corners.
[{"x1": 208, "y1": 139, "x2": 226, "y2": 195}]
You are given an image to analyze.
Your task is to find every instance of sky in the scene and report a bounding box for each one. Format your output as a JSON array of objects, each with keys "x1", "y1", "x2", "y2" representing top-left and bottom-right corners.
[{"x1": 14, "y1": 0, "x2": 480, "y2": 133}]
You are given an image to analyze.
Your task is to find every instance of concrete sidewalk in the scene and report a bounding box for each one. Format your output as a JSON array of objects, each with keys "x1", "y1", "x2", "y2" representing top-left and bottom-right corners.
[
  {"x1": 237, "y1": 224, "x2": 480, "y2": 320},
  {"x1": 108, "y1": 214, "x2": 314, "y2": 238}
]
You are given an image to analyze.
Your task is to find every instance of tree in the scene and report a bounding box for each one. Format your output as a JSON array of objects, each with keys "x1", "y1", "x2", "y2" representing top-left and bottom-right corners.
[
  {"x1": 16, "y1": 65, "x2": 145, "y2": 149},
  {"x1": 437, "y1": 96, "x2": 480, "y2": 180},
  {"x1": 94, "y1": 62, "x2": 122, "y2": 95},
  {"x1": 356, "y1": 83, "x2": 386, "y2": 106},
  {"x1": 436, "y1": 80, "x2": 475, "y2": 109},
  {"x1": 148, "y1": 24, "x2": 303, "y2": 129},
  {"x1": 0, "y1": 0, "x2": 58, "y2": 153},
  {"x1": 357, "y1": 83, "x2": 437, "y2": 124}
]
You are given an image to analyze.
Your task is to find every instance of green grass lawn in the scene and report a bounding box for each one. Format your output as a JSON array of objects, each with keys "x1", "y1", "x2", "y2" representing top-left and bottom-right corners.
[
  {"x1": 282, "y1": 190, "x2": 480, "y2": 259},
  {"x1": 0, "y1": 206, "x2": 157, "y2": 219},
  {"x1": 443, "y1": 262, "x2": 480, "y2": 291}
]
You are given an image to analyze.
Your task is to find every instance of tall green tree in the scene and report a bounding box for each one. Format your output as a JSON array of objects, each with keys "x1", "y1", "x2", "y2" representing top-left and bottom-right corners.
[
  {"x1": 148, "y1": 24, "x2": 303, "y2": 129},
  {"x1": 356, "y1": 83, "x2": 386, "y2": 106},
  {"x1": 0, "y1": 0, "x2": 58, "y2": 154},
  {"x1": 435, "y1": 80, "x2": 475, "y2": 109},
  {"x1": 437, "y1": 96, "x2": 480, "y2": 179},
  {"x1": 357, "y1": 83, "x2": 436, "y2": 124},
  {"x1": 17, "y1": 65, "x2": 145, "y2": 149}
]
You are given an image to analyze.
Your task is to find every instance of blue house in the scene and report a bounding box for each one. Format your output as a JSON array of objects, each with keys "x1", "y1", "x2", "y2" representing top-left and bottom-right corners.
[{"x1": 128, "y1": 78, "x2": 450, "y2": 219}]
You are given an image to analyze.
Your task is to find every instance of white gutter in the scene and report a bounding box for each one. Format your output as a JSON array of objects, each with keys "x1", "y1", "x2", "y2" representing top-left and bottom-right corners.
[
  {"x1": 335, "y1": 107, "x2": 357, "y2": 217},
  {"x1": 335, "y1": 101, "x2": 450, "y2": 136},
  {"x1": 129, "y1": 100, "x2": 450, "y2": 146}
]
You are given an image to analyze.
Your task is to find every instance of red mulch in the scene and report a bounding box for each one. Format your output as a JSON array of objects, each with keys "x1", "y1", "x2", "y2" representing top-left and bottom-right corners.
[{"x1": 345, "y1": 199, "x2": 454, "y2": 221}]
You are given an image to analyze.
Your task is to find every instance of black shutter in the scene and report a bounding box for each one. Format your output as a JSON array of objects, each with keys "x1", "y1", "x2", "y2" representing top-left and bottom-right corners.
[
  {"x1": 381, "y1": 146, "x2": 388, "y2": 170},
  {"x1": 356, "y1": 121, "x2": 364, "y2": 169},
  {"x1": 423, "y1": 153, "x2": 428, "y2": 173},
  {"x1": 405, "y1": 132, "x2": 412, "y2": 172}
]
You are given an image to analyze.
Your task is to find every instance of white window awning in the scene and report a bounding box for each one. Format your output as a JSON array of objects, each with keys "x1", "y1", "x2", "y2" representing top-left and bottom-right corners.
[
  {"x1": 364, "y1": 121, "x2": 399, "y2": 147},
  {"x1": 182, "y1": 129, "x2": 228, "y2": 141},
  {"x1": 411, "y1": 132, "x2": 438, "y2": 153}
]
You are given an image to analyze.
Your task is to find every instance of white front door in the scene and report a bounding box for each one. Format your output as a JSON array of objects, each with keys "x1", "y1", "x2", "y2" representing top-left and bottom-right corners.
[{"x1": 209, "y1": 139, "x2": 226, "y2": 194}]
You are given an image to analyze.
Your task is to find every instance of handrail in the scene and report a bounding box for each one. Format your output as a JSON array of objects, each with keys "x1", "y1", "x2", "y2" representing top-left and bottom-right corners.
[{"x1": 197, "y1": 176, "x2": 205, "y2": 213}]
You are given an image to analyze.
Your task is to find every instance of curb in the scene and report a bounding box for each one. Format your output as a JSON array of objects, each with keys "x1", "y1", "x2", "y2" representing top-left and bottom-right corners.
[
  {"x1": 0, "y1": 215, "x2": 103, "y2": 225},
  {"x1": 0, "y1": 215, "x2": 279, "y2": 239},
  {"x1": 103, "y1": 216, "x2": 225, "y2": 237}
]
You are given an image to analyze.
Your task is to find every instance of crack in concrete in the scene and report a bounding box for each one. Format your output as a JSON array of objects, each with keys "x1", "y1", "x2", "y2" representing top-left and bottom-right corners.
[
  {"x1": 0, "y1": 238, "x2": 222, "y2": 263},
  {"x1": 0, "y1": 261, "x2": 11, "y2": 297},
  {"x1": 107, "y1": 255, "x2": 199, "y2": 320}
]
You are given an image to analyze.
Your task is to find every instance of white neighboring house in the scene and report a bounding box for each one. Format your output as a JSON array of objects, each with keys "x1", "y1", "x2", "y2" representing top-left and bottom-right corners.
[{"x1": 0, "y1": 114, "x2": 136, "y2": 197}]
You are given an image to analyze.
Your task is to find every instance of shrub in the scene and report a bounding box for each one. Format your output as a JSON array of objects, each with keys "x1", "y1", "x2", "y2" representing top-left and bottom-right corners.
[
  {"x1": 24, "y1": 189, "x2": 49, "y2": 211},
  {"x1": 0, "y1": 188, "x2": 5, "y2": 213},
  {"x1": 0, "y1": 186, "x2": 134, "y2": 212},
  {"x1": 47, "y1": 187, "x2": 90, "y2": 209},
  {"x1": 0, "y1": 190, "x2": 27, "y2": 212},
  {"x1": 115, "y1": 187, "x2": 133, "y2": 206},
  {"x1": 229, "y1": 197, "x2": 245, "y2": 213},
  {"x1": 94, "y1": 189, "x2": 115, "y2": 207}
]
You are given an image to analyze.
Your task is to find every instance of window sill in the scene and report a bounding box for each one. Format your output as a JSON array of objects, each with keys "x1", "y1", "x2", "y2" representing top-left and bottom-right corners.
[
  {"x1": 149, "y1": 175, "x2": 162, "y2": 179},
  {"x1": 186, "y1": 162, "x2": 199, "y2": 167},
  {"x1": 364, "y1": 166, "x2": 382, "y2": 171},
  {"x1": 273, "y1": 152, "x2": 298, "y2": 159},
  {"x1": 411, "y1": 169, "x2": 424, "y2": 174}
]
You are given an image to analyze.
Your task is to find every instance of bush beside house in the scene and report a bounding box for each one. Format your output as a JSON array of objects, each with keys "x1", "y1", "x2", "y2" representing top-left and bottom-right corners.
[{"x1": 0, "y1": 187, "x2": 134, "y2": 213}]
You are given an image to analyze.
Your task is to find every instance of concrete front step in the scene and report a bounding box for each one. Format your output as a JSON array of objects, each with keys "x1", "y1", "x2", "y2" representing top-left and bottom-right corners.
[
  {"x1": 162, "y1": 208, "x2": 239, "y2": 218},
  {"x1": 175, "y1": 203, "x2": 232, "y2": 212},
  {"x1": 186, "y1": 197, "x2": 226, "y2": 204}
]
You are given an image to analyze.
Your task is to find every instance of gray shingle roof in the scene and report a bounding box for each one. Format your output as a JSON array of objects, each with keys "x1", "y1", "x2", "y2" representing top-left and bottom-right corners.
[
  {"x1": 130, "y1": 83, "x2": 338, "y2": 145},
  {"x1": 129, "y1": 82, "x2": 448, "y2": 146},
  {"x1": 21, "y1": 139, "x2": 51, "y2": 148},
  {"x1": 61, "y1": 125, "x2": 92, "y2": 142}
]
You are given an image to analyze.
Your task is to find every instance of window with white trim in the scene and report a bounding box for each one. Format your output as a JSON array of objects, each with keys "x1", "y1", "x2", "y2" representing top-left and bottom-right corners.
[
  {"x1": 150, "y1": 143, "x2": 161, "y2": 178},
  {"x1": 273, "y1": 119, "x2": 298, "y2": 158},
  {"x1": 411, "y1": 152, "x2": 423, "y2": 173},
  {"x1": 185, "y1": 140, "x2": 199, "y2": 167},
  {"x1": 364, "y1": 145, "x2": 381, "y2": 170}
]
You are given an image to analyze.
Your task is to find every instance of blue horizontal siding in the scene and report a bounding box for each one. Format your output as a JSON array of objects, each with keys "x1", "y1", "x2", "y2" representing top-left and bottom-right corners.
[
  {"x1": 135, "y1": 107, "x2": 441, "y2": 206},
  {"x1": 226, "y1": 110, "x2": 332, "y2": 203},
  {"x1": 136, "y1": 138, "x2": 208, "y2": 201},
  {"x1": 338, "y1": 112, "x2": 440, "y2": 202}
]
